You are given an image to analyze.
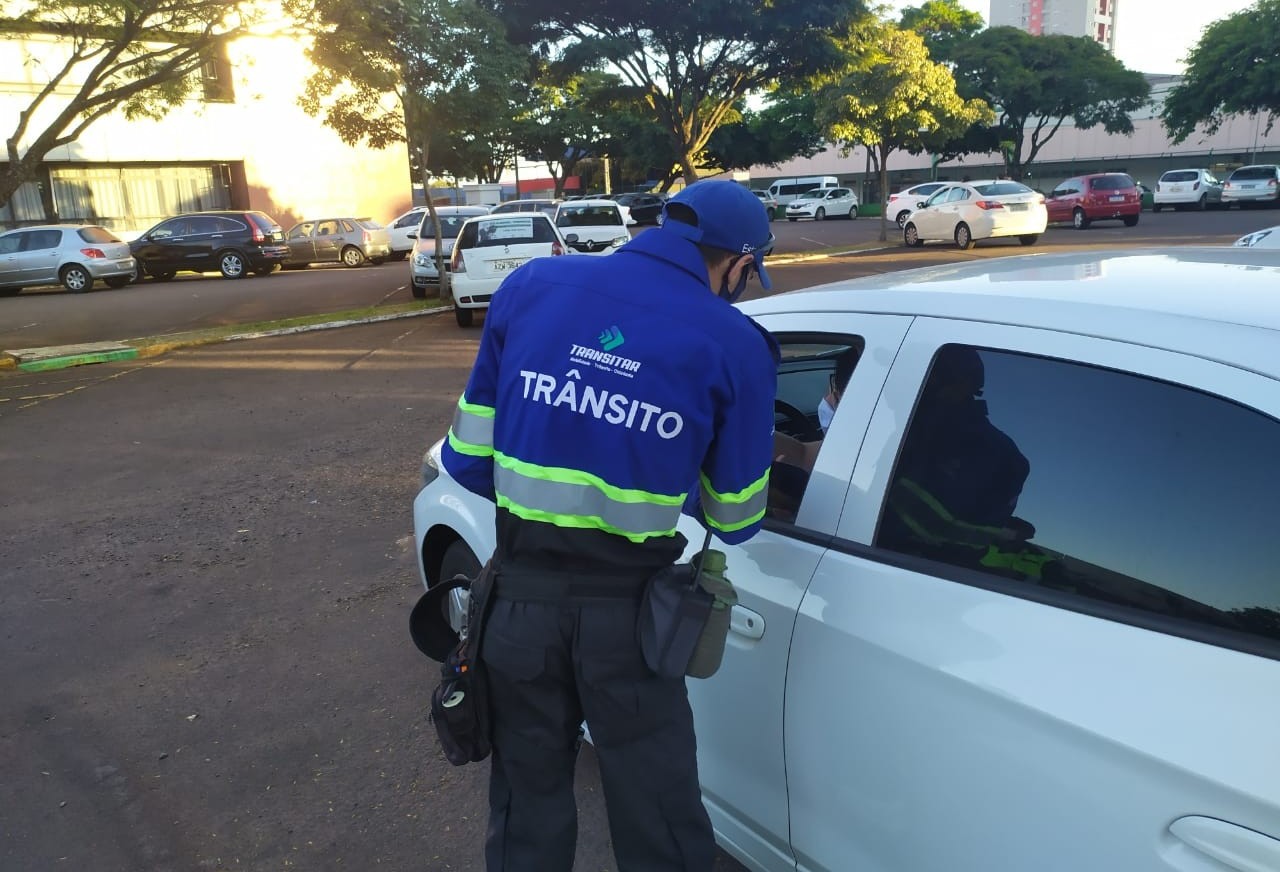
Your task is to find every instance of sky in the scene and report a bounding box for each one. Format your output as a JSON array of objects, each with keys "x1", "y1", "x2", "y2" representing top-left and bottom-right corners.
[{"x1": 879, "y1": 0, "x2": 1256, "y2": 74}]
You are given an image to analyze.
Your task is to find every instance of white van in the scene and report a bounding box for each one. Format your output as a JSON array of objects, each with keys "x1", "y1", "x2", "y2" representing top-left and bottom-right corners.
[{"x1": 768, "y1": 176, "x2": 839, "y2": 205}]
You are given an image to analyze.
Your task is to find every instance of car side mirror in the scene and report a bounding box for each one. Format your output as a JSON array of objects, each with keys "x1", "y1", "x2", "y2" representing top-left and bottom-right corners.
[{"x1": 564, "y1": 233, "x2": 579, "y2": 244}]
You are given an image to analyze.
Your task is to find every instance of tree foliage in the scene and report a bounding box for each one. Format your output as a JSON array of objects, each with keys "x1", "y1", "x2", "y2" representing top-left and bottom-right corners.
[
  {"x1": 0, "y1": 0, "x2": 260, "y2": 208},
  {"x1": 949, "y1": 27, "x2": 1150, "y2": 179},
  {"x1": 509, "y1": 71, "x2": 620, "y2": 197},
  {"x1": 483, "y1": 0, "x2": 867, "y2": 183},
  {"x1": 1162, "y1": 0, "x2": 1280, "y2": 144},
  {"x1": 898, "y1": 0, "x2": 984, "y2": 63},
  {"x1": 812, "y1": 19, "x2": 992, "y2": 240},
  {"x1": 703, "y1": 92, "x2": 828, "y2": 174}
]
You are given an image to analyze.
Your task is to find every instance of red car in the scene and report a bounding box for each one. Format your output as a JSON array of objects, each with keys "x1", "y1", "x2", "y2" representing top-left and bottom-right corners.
[{"x1": 1045, "y1": 173, "x2": 1142, "y2": 229}]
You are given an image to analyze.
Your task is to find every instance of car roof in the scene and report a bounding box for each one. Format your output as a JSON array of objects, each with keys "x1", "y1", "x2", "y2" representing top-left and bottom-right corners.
[
  {"x1": 0, "y1": 224, "x2": 101, "y2": 233},
  {"x1": 465, "y1": 211, "x2": 554, "y2": 223},
  {"x1": 424, "y1": 206, "x2": 489, "y2": 214},
  {"x1": 558, "y1": 199, "x2": 619, "y2": 208},
  {"x1": 740, "y1": 248, "x2": 1280, "y2": 379}
]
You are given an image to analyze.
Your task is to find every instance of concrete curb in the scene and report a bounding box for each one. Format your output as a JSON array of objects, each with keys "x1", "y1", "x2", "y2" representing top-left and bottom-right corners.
[{"x1": 2, "y1": 304, "x2": 452, "y2": 374}]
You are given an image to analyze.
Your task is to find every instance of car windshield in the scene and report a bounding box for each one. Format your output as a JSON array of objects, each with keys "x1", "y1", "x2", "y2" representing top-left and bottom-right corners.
[
  {"x1": 972, "y1": 182, "x2": 1034, "y2": 196},
  {"x1": 77, "y1": 226, "x2": 122, "y2": 243},
  {"x1": 247, "y1": 212, "x2": 280, "y2": 232},
  {"x1": 1161, "y1": 171, "x2": 1199, "y2": 182},
  {"x1": 356, "y1": 219, "x2": 382, "y2": 230},
  {"x1": 460, "y1": 216, "x2": 556, "y2": 248},
  {"x1": 1091, "y1": 175, "x2": 1136, "y2": 191},
  {"x1": 799, "y1": 189, "x2": 826, "y2": 199},
  {"x1": 1230, "y1": 166, "x2": 1278, "y2": 180},
  {"x1": 419, "y1": 215, "x2": 473, "y2": 239},
  {"x1": 556, "y1": 206, "x2": 623, "y2": 227}
]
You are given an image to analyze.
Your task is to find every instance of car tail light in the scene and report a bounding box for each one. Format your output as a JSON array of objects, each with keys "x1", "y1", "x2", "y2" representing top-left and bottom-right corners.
[
  {"x1": 1224, "y1": 181, "x2": 1234, "y2": 190},
  {"x1": 1193, "y1": 181, "x2": 1201, "y2": 190},
  {"x1": 450, "y1": 247, "x2": 464, "y2": 273},
  {"x1": 79, "y1": 247, "x2": 106, "y2": 258},
  {"x1": 1270, "y1": 179, "x2": 1278, "y2": 188},
  {"x1": 975, "y1": 200, "x2": 1005, "y2": 210},
  {"x1": 552, "y1": 241, "x2": 564, "y2": 256},
  {"x1": 249, "y1": 225, "x2": 266, "y2": 243},
  {"x1": 1037, "y1": 194, "x2": 1046, "y2": 204}
]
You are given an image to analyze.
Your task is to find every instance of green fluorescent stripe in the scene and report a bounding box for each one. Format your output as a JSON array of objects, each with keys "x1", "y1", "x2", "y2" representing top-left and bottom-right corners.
[
  {"x1": 494, "y1": 451, "x2": 683, "y2": 505},
  {"x1": 699, "y1": 478, "x2": 768, "y2": 530},
  {"x1": 703, "y1": 505, "x2": 767, "y2": 534},
  {"x1": 448, "y1": 429, "x2": 494, "y2": 457},
  {"x1": 700, "y1": 468, "x2": 770, "y2": 503},
  {"x1": 495, "y1": 464, "x2": 683, "y2": 537},
  {"x1": 457, "y1": 395, "x2": 495, "y2": 418},
  {"x1": 497, "y1": 495, "x2": 675, "y2": 544}
]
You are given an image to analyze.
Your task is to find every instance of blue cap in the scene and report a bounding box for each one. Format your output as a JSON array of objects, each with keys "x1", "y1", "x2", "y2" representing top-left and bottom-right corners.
[{"x1": 659, "y1": 180, "x2": 773, "y2": 289}]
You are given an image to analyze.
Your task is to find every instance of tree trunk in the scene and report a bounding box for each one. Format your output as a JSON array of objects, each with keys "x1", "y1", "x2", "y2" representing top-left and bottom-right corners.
[
  {"x1": 877, "y1": 146, "x2": 891, "y2": 243},
  {"x1": 679, "y1": 148, "x2": 700, "y2": 186},
  {"x1": 416, "y1": 135, "x2": 450, "y2": 304}
]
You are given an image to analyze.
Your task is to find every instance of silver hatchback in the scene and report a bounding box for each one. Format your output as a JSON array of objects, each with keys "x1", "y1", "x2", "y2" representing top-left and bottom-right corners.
[
  {"x1": 283, "y1": 217, "x2": 392, "y2": 268},
  {"x1": 0, "y1": 224, "x2": 135, "y2": 294}
]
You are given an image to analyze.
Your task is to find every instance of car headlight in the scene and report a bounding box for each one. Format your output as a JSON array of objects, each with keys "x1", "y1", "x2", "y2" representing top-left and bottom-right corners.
[
  {"x1": 1234, "y1": 230, "x2": 1272, "y2": 248},
  {"x1": 413, "y1": 253, "x2": 432, "y2": 267},
  {"x1": 611, "y1": 236, "x2": 629, "y2": 247},
  {"x1": 420, "y1": 445, "x2": 440, "y2": 489}
]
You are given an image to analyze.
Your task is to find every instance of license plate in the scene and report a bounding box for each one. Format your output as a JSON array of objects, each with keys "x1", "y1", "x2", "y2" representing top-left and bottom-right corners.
[
  {"x1": 1109, "y1": 195, "x2": 1125, "y2": 202},
  {"x1": 1009, "y1": 203, "x2": 1027, "y2": 211},
  {"x1": 116, "y1": 259, "x2": 133, "y2": 267},
  {"x1": 492, "y1": 258, "x2": 526, "y2": 272},
  {"x1": 1242, "y1": 184, "x2": 1257, "y2": 189},
  {"x1": 1171, "y1": 185, "x2": 1185, "y2": 192}
]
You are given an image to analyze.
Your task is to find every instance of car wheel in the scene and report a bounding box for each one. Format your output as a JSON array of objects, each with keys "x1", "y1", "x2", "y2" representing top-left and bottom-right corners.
[
  {"x1": 412, "y1": 284, "x2": 427, "y2": 300},
  {"x1": 815, "y1": 207, "x2": 826, "y2": 221},
  {"x1": 903, "y1": 223, "x2": 923, "y2": 248},
  {"x1": 148, "y1": 269, "x2": 177, "y2": 282},
  {"x1": 60, "y1": 264, "x2": 92, "y2": 293},
  {"x1": 455, "y1": 306, "x2": 474, "y2": 328},
  {"x1": 104, "y1": 276, "x2": 131, "y2": 289},
  {"x1": 787, "y1": 217, "x2": 797, "y2": 222},
  {"x1": 1123, "y1": 214, "x2": 1140, "y2": 227},
  {"x1": 1196, "y1": 194, "x2": 1208, "y2": 211},
  {"x1": 954, "y1": 223, "x2": 976, "y2": 250},
  {"x1": 438, "y1": 539, "x2": 481, "y2": 587},
  {"x1": 847, "y1": 206, "x2": 857, "y2": 219},
  {"x1": 1019, "y1": 234, "x2": 1039, "y2": 246},
  {"x1": 253, "y1": 265, "x2": 277, "y2": 277},
  {"x1": 341, "y1": 246, "x2": 365, "y2": 268},
  {"x1": 1072, "y1": 208, "x2": 1091, "y2": 230},
  {"x1": 896, "y1": 210, "x2": 911, "y2": 229},
  {"x1": 1151, "y1": 203, "x2": 1162, "y2": 212},
  {"x1": 218, "y1": 250, "x2": 246, "y2": 279}
]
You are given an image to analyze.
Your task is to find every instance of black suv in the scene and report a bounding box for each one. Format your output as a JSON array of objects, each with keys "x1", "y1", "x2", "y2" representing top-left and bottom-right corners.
[{"x1": 130, "y1": 211, "x2": 289, "y2": 281}]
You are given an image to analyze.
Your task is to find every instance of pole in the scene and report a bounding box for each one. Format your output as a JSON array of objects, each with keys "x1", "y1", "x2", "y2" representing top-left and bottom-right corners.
[{"x1": 603, "y1": 156, "x2": 612, "y2": 195}]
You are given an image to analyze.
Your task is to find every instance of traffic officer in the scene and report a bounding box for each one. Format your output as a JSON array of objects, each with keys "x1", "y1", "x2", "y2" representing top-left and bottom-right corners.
[{"x1": 441, "y1": 180, "x2": 778, "y2": 871}]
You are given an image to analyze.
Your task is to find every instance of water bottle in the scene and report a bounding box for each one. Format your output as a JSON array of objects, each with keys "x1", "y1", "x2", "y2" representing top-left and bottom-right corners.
[{"x1": 686, "y1": 549, "x2": 738, "y2": 679}]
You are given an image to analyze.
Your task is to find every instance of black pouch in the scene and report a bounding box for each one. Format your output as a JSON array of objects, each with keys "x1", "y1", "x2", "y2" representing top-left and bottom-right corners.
[
  {"x1": 423, "y1": 558, "x2": 498, "y2": 766},
  {"x1": 637, "y1": 562, "x2": 714, "y2": 680}
]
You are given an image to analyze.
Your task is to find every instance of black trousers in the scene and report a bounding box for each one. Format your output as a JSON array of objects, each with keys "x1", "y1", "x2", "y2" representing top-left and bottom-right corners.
[{"x1": 480, "y1": 568, "x2": 715, "y2": 872}]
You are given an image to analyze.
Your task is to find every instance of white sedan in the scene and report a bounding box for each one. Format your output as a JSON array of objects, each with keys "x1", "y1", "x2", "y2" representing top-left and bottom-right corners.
[
  {"x1": 449, "y1": 212, "x2": 572, "y2": 327},
  {"x1": 1234, "y1": 225, "x2": 1280, "y2": 249},
  {"x1": 414, "y1": 248, "x2": 1280, "y2": 872},
  {"x1": 903, "y1": 179, "x2": 1047, "y2": 249},
  {"x1": 784, "y1": 187, "x2": 858, "y2": 221}
]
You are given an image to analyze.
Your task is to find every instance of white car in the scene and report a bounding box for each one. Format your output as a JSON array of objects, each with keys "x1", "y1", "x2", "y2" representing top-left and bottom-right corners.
[
  {"x1": 414, "y1": 247, "x2": 1280, "y2": 872},
  {"x1": 784, "y1": 186, "x2": 859, "y2": 221},
  {"x1": 0, "y1": 224, "x2": 135, "y2": 294},
  {"x1": 407, "y1": 206, "x2": 490, "y2": 299},
  {"x1": 387, "y1": 207, "x2": 429, "y2": 260},
  {"x1": 553, "y1": 199, "x2": 632, "y2": 255},
  {"x1": 1221, "y1": 164, "x2": 1280, "y2": 207},
  {"x1": 1234, "y1": 225, "x2": 1280, "y2": 248},
  {"x1": 448, "y1": 212, "x2": 571, "y2": 327},
  {"x1": 1153, "y1": 168, "x2": 1223, "y2": 211},
  {"x1": 903, "y1": 179, "x2": 1047, "y2": 249},
  {"x1": 751, "y1": 189, "x2": 780, "y2": 221},
  {"x1": 887, "y1": 182, "x2": 946, "y2": 228}
]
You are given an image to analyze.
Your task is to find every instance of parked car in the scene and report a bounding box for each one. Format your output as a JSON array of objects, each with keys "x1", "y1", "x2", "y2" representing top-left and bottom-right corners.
[
  {"x1": 407, "y1": 205, "x2": 490, "y2": 298},
  {"x1": 387, "y1": 207, "x2": 429, "y2": 261},
  {"x1": 1234, "y1": 225, "x2": 1280, "y2": 248},
  {"x1": 413, "y1": 246, "x2": 1280, "y2": 872},
  {"x1": 552, "y1": 200, "x2": 632, "y2": 255},
  {"x1": 1153, "y1": 169, "x2": 1223, "y2": 211},
  {"x1": 611, "y1": 192, "x2": 665, "y2": 225},
  {"x1": 785, "y1": 186, "x2": 859, "y2": 221},
  {"x1": 449, "y1": 212, "x2": 570, "y2": 327},
  {"x1": 130, "y1": 211, "x2": 288, "y2": 280},
  {"x1": 1045, "y1": 173, "x2": 1142, "y2": 228},
  {"x1": 903, "y1": 179, "x2": 1047, "y2": 250},
  {"x1": 1221, "y1": 164, "x2": 1280, "y2": 208},
  {"x1": 282, "y1": 217, "x2": 391, "y2": 269},
  {"x1": 0, "y1": 224, "x2": 135, "y2": 295},
  {"x1": 489, "y1": 199, "x2": 562, "y2": 219},
  {"x1": 887, "y1": 182, "x2": 947, "y2": 228},
  {"x1": 751, "y1": 189, "x2": 780, "y2": 221}
]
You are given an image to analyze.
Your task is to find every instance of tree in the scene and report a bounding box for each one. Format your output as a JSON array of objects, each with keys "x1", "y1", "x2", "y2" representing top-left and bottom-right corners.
[
  {"x1": 1162, "y1": 0, "x2": 1280, "y2": 144},
  {"x1": 484, "y1": 0, "x2": 867, "y2": 184},
  {"x1": 812, "y1": 21, "x2": 992, "y2": 241},
  {"x1": 703, "y1": 92, "x2": 828, "y2": 174},
  {"x1": 293, "y1": 0, "x2": 527, "y2": 299},
  {"x1": 510, "y1": 72, "x2": 618, "y2": 198},
  {"x1": 0, "y1": 0, "x2": 261, "y2": 209},
  {"x1": 949, "y1": 27, "x2": 1150, "y2": 180},
  {"x1": 898, "y1": 0, "x2": 984, "y2": 64}
]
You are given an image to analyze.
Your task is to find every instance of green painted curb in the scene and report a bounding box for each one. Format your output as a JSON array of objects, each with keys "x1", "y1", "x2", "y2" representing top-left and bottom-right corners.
[{"x1": 18, "y1": 348, "x2": 139, "y2": 372}]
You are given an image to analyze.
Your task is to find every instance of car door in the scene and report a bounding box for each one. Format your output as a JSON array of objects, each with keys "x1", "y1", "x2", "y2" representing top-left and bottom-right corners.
[
  {"x1": 0, "y1": 231, "x2": 23, "y2": 287},
  {"x1": 911, "y1": 187, "x2": 952, "y2": 239},
  {"x1": 287, "y1": 222, "x2": 317, "y2": 263},
  {"x1": 313, "y1": 220, "x2": 342, "y2": 262},
  {"x1": 786, "y1": 316, "x2": 1280, "y2": 871},
  {"x1": 17, "y1": 228, "x2": 64, "y2": 286},
  {"x1": 180, "y1": 216, "x2": 223, "y2": 271},
  {"x1": 132, "y1": 217, "x2": 188, "y2": 274},
  {"x1": 682, "y1": 313, "x2": 912, "y2": 872},
  {"x1": 1046, "y1": 178, "x2": 1079, "y2": 222}
]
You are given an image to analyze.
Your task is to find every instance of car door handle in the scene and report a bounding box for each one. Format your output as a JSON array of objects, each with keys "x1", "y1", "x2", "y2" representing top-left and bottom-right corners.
[
  {"x1": 729, "y1": 605, "x2": 764, "y2": 641},
  {"x1": 1168, "y1": 816, "x2": 1280, "y2": 871}
]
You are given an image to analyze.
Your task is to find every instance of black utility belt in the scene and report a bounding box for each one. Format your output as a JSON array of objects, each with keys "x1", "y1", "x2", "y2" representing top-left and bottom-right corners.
[{"x1": 494, "y1": 568, "x2": 652, "y2": 602}]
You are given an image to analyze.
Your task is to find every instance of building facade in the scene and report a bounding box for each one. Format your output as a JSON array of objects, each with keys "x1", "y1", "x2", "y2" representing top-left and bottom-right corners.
[
  {"x1": 990, "y1": 0, "x2": 1117, "y2": 52},
  {"x1": 0, "y1": 28, "x2": 413, "y2": 236}
]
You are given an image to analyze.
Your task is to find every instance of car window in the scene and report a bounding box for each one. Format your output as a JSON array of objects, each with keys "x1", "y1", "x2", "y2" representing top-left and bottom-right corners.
[
  {"x1": 924, "y1": 188, "x2": 951, "y2": 207},
  {"x1": 23, "y1": 229, "x2": 62, "y2": 250},
  {"x1": 768, "y1": 335, "x2": 866, "y2": 525},
  {"x1": 946, "y1": 187, "x2": 971, "y2": 203},
  {"x1": 915, "y1": 183, "x2": 944, "y2": 197},
  {"x1": 316, "y1": 220, "x2": 340, "y2": 237},
  {"x1": 973, "y1": 182, "x2": 1034, "y2": 196},
  {"x1": 876, "y1": 344, "x2": 1280, "y2": 648},
  {"x1": 1091, "y1": 175, "x2": 1135, "y2": 191},
  {"x1": 556, "y1": 206, "x2": 623, "y2": 228},
  {"x1": 77, "y1": 226, "x2": 122, "y2": 244},
  {"x1": 394, "y1": 210, "x2": 424, "y2": 228},
  {"x1": 356, "y1": 219, "x2": 382, "y2": 230},
  {"x1": 290, "y1": 223, "x2": 314, "y2": 240},
  {"x1": 184, "y1": 216, "x2": 220, "y2": 235},
  {"x1": 1160, "y1": 171, "x2": 1199, "y2": 183},
  {"x1": 1229, "y1": 166, "x2": 1280, "y2": 181},
  {"x1": 418, "y1": 214, "x2": 471, "y2": 239},
  {"x1": 0, "y1": 232, "x2": 23, "y2": 254},
  {"x1": 340, "y1": 219, "x2": 356, "y2": 233},
  {"x1": 460, "y1": 216, "x2": 556, "y2": 248}
]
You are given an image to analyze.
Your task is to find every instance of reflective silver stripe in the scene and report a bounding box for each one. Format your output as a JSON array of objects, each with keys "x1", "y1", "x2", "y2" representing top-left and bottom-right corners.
[
  {"x1": 700, "y1": 480, "x2": 768, "y2": 531},
  {"x1": 451, "y1": 403, "x2": 494, "y2": 448},
  {"x1": 495, "y1": 465, "x2": 682, "y2": 536}
]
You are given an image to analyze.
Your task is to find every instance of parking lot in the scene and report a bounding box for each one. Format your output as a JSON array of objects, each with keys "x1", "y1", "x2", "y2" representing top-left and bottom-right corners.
[{"x1": 0, "y1": 210, "x2": 1275, "y2": 871}]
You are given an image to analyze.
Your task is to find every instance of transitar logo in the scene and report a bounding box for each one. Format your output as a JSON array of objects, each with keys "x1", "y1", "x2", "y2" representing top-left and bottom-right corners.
[{"x1": 598, "y1": 325, "x2": 625, "y2": 351}]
